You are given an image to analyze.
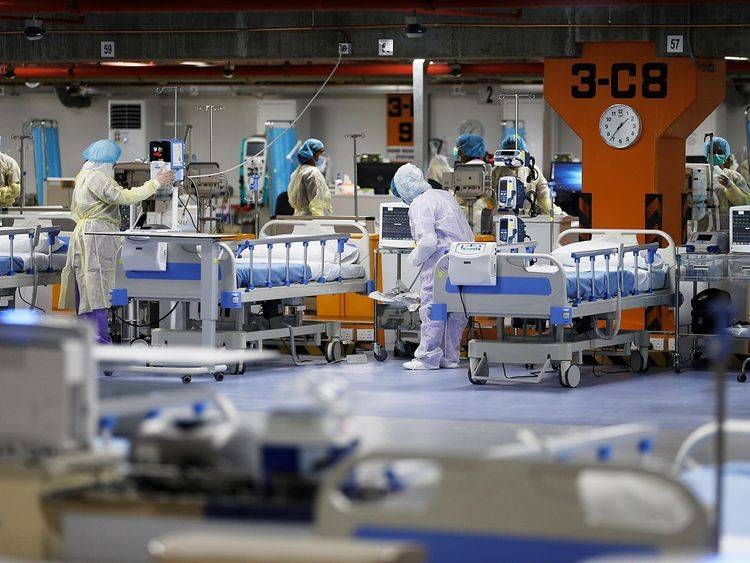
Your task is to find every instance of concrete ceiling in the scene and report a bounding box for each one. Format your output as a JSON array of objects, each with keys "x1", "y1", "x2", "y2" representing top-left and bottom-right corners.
[{"x1": 0, "y1": 2, "x2": 748, "y2": 85}]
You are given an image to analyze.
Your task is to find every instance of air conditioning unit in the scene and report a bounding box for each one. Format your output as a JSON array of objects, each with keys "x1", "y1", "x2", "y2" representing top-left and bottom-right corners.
[{"x1": 108, "y1": 100, "x2": 159, "y2": 162}]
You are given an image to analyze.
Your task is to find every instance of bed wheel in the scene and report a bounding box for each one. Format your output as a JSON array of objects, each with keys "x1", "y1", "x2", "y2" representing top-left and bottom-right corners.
[
  {"x1": 630, "y1": 350, "x2": 649, "y2": 373},
  {"x1": 231, "y1": 362, "x2": 246, "y2": 375},
  {"x1": 214, "y1": 372, "x2": 225, "y2": 382},
  {"x1": 181, "y1": 375, "x2": 192, "y2": 384},
  {"x1": 373, "y1": 343, "x2": 388, "y2": 362},
  {"x1": 468, "y1": 355, "x2": 489, "y2": 385},
  {"x1": 739, "y1": 373, "x2": 747, "y2": 383},
  {"x1": 325, "y1": 340, "x2": 344, "y2": 363},
  {"x1": 524, "y1": 363, "x2": 534, "y2": 370},
  {"x1": 561, "y1": 364, "x2": 581, "y2": 389},
  {"x1": 103, "y1": 370, "x2": 113, "y2": 377}
]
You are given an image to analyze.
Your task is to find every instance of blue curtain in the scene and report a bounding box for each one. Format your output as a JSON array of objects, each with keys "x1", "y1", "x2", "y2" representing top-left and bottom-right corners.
[
  {"x1": 28, "y1": 121, "x2": 61, "y2": 205},
  {"x1": 266, "y1": 127, "x2": 297, "y2": 215}
]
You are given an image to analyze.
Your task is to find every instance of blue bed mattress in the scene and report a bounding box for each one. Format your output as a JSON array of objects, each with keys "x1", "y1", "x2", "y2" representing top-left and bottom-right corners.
[
  {"x1": 235, "y1": 263, "x2": 313, "y2": 288},
  {"x1": 565, "y1": 269, "x2": 668, "y2": 301},
  {"x1": 0, "y1": 240, "x2": 70, "y2": 274}
]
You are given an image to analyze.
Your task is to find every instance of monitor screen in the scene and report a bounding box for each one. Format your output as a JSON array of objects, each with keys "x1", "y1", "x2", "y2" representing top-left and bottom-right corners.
[
  {"x1": 550, "y1": 162, "x2": 582, "y2": 193},
  {"x1": 357, "y1": 162, "x2": 404, "y2": 195}
]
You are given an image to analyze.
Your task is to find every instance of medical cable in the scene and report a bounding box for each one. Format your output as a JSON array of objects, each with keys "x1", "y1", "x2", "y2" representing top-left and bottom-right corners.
[
  {"x1": 458, "y1": 285, "x2": 483, "y2": 341},
  {"x1": 187, "y1": 51, "x2": 343, "y2": 181},
  {"x1": 17, "y1": 288, "x2": 46, "y2": 313},
  {"x1": 112, "y1": 301, "x2": 179, "y2": 329}
]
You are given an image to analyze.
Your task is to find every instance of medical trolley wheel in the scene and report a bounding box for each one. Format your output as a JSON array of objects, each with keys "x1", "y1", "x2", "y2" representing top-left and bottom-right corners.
[
  {"x1": 181, "y1": 375, "x2": 192, "y2": 384},
  {"x1": 373, "y1": 343, "x2": 388, "y2": 362},
  {"x1": 103, "y1": 370, "x2": 113, "y2": 377},
  {"x1": 739, "y1": 373, "x2": 747, "y2": 383},
  {"x1": 630, "y1": 349, "x2": 649, "y2": 373},
  {"x1": 231, "y1": 362, "x2": 246, "y2": 375},
  {"x1": 131, "y1": 338, "x2": 149, "y2": 347},
  {"x1": 560, "y1": 363, "x2": 581, "y2": 389},
  {"x1": 325, "y1": 340, "x2": 344, "y2": 363},
  {"x1": 214, "y1": 372, "x2": 225, "y2": 382},
  {"x1": 468, "y1": 355, "x2": 489, "y2": 385}
]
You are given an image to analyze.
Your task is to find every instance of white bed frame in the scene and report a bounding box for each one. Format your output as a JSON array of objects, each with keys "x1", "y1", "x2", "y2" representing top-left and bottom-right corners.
[
  {"x1": 0, "y1": 225, "x2": 64, "y2": 301},
  {"x1": 431, "y1": 229, "x2": 677, "y2": 388},
  {"x1": 105, "y1": 220, "x2": 373, "y2": 377}
]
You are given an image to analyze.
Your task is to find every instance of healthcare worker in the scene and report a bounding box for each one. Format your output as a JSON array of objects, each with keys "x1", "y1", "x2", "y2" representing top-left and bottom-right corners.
[
  {"x1": 453, "y1": 134, "x2": 494, "y2": 232},
  {"x1": 497, "y1": 135, "x2": 556, "y2": 215},
  {"x1": 0, "y1": 136, "x2": 21, "y2": 207},
  {"x1": 705, "y1": 137, "x2": 750, "y2": 229},
  {"x1": 59, "y1": 139, "x2": 175, "y2": 344},
  {"x1": 392, "y1": 163, "x2": 474, "y2": 370},
  {"x1": 287, "y1": 138, "x2": 332, "y2": 216}
]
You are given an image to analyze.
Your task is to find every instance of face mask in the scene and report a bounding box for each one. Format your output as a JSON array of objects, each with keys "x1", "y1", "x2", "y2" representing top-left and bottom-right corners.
[
  {"x1": 452, "y1": 147, "x2": 459, "y2": 160},
  {"x1": 316, "y1": 156, "x2": 326, "y2": 170},
  {"x1": 712, "y1": 154, "x2": 727, "y2": 166}
]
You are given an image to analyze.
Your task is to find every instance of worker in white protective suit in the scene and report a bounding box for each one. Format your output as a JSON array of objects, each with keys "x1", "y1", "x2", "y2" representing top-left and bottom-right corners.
[
  {"x1": 59, "y1": 139, "x2": 175, "y2": 344},
  {"x1": 0, "y1": 136, "x2": 21, "y2": 207},
  {"x1": 391, "y1": 163, "x2": 474, "y2": 370},
  {"x1": 287, "y1": 138, "x2": 332, "y2": 216}
]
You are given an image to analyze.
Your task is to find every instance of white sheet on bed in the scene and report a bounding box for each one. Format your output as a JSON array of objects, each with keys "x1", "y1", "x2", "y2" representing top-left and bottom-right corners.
[{"x1": 529, "y1": 263, "x2": 667, "y2": 293}]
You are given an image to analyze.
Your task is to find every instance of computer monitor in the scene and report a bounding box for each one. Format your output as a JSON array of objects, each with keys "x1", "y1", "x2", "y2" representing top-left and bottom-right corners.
[
  {"x1": 357, "y1": 162, "x2": 403, "y2": 195},
  {"x1": 550, "y1": 161, "x2": 582, "y2": 193}
]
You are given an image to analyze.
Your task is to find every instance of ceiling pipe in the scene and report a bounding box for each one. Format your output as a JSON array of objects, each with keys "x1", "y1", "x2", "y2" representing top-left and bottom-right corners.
[
  {"x1": 0, "y1": 0, "x2": 744, "y2": 14},
  {"x1": 9, "y1": 62, "x2": 544, "y2": 81}
]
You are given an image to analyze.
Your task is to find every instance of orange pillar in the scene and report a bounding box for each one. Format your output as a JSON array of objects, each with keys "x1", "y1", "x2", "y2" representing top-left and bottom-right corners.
[{"x1": 545, "y1": 42, "x2": 725, "y2": 243}]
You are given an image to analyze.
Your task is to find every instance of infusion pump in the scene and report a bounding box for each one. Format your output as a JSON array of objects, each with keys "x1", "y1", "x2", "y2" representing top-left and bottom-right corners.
[{"x1": 443, "y1": 163, "x2": 493, "y2": 198}]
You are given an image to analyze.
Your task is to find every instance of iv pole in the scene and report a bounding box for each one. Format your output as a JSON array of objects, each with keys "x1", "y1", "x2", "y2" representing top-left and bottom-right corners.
[
  {"x1": 197, "y1": 105, "x2": 224, "y2": 162},
  {"x1": 346, "y1": 133, "x2": 365, "y2": 219},
  {"x1": 10, "y1": 134, "x2": 31, "y2": 214}
]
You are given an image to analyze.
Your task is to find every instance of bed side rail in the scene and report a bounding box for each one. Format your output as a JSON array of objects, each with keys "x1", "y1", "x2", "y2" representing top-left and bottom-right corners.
[
  {"x1": 559, "y1": 228, "x2": 676, "y2": 268},
  {"x1": 236, "y1": 232, "x2": 352, "y2": 289},
  {"x1": 0, "y1": 225, "x2": 61, "y2": 276},
  {"x1": 259, "y1": 218, "x2": 373, "y2": 281}
]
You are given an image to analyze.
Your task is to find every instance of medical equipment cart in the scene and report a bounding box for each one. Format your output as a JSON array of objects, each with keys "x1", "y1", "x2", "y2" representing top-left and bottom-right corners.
[
  {"x1": 675, "y1": 250, "x2": 750, "y2": 380},
  {"x1": 372, "y1": 246, "x2": 421, "y2": 362}
]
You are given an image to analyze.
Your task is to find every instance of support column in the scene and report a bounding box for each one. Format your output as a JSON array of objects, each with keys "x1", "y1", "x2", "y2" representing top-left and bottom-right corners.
[{"x1": 412, "y1": 58, "x2": 429, "y2": 172}]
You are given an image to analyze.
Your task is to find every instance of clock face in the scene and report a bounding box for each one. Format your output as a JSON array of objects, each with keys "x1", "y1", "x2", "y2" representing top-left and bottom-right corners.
[{"x1": 599, "y1": 104, "x2": 641, "y2": 149}]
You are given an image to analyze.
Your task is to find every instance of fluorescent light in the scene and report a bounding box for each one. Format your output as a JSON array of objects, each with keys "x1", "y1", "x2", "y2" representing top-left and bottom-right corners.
[
  {"x1": 100, "y1": 61, "x2": 155, "y2": 67},
  {"x1": 725, "y1": 56, "x2": 749, "y2": 61},
  {"x1": 180, "y1": 61, "x2": 212, "y2": 67}
]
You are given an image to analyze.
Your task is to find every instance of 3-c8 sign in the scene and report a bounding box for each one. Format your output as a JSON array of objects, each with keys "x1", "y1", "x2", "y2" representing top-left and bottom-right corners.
[{"x1": 571, "y1": 62, "x2": 668, "y2": 100}]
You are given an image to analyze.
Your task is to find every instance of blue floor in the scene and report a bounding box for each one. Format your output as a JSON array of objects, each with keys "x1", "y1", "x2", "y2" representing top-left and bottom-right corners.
[{"x1": 100, "y1": 358, "x2": 750, "y2": 431}]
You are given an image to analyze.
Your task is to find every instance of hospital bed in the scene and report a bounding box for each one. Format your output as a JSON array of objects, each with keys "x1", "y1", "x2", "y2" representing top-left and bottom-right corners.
[
  {"x1": 0, "y1": 226, "x2": 67, "y2": 309},
  {"x1": 105, "y1": 219, "x2": 373, "y2": 377},
  {"x1": 432, "y1": 229, "x2": 677, "y2": 388}
]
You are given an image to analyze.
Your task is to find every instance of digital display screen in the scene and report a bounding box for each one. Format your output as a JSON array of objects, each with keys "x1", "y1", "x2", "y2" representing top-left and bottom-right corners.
[
  {"x1": 246, "y1": 141, "x2": 266, "y2": 157},
  {"x1": 550, "y1": 162, "x2": 583, "y2": 192},
  {"x1": 381, "y1": 206, "x2": 412, "y2": 240},
  {"x1": 696, "y1": 234, "x2": 712, "y2": 241},
  {"x1": 733, "y1": 210, "x2": 750, "y2": 244}
]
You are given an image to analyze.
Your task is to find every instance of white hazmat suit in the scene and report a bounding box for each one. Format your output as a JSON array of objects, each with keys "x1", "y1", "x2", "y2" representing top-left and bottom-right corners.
[{"x1": 393, "y1": 163, "x2": 474, "y2": 370}]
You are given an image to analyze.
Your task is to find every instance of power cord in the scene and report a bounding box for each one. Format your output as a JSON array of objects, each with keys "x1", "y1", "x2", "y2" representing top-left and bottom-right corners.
[
  {"x1": 17, "y1": 288, "x2": 46, "y2": 313},
  {"x1": 112, "y1": 302, "x2": 179, "y2": 328},
  {"x1": 458, "y1": 285, "x2": 484, "y2": 341},
  {"x1": 188, "y1": 51, "x2": 343, "y2": 181}
]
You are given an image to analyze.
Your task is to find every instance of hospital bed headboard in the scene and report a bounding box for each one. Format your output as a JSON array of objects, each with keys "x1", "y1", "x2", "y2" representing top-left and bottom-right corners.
[{"x1": 315, "y1": 450, "x2": 710, "y2": 562}]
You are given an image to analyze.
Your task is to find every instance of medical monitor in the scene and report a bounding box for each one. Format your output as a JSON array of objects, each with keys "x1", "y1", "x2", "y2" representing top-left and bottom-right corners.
[
  {"x1": 550, "y1": 161, "x2": 582, "y2": 193},
  {"x1": 379, "y1": 202, "x2": 414, "y2": 249},
  {"x1": 357, "y1": 162, "x2": 403, "y2": 195}
]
